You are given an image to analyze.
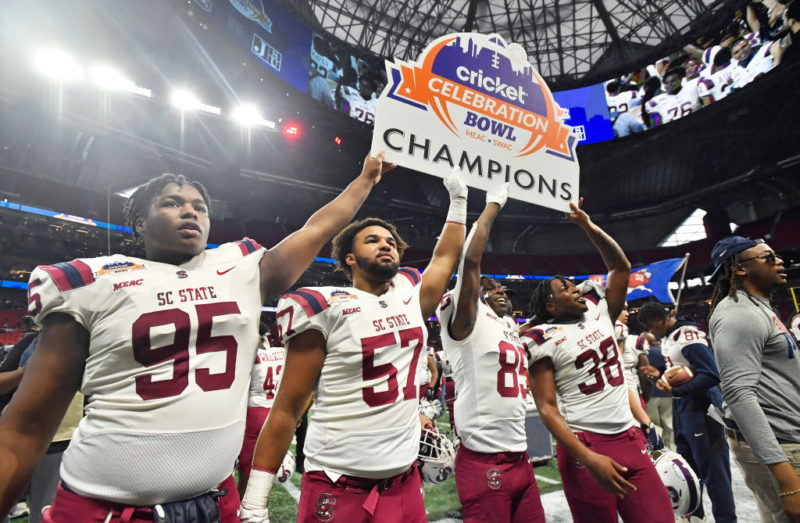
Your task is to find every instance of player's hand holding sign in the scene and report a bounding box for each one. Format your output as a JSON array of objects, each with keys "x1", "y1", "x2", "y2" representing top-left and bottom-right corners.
[
  {"x1": 486, "y1": 182, "x2": 510, "y2": 209},
  {"x1": 363, "y1": 150, "x2": 396, "y2": 185}
]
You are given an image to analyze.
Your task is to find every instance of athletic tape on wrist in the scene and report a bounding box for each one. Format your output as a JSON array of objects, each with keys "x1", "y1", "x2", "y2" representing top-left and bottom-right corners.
[
  {"x1": 241, "y1": 468, "x2": 276, "y2": 510},
  {"x1": 446, "y1": 197, "x2": 467, "y2": 225}
]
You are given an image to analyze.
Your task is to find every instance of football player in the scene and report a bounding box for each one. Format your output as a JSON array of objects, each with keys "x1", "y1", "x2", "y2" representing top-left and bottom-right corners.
[
  {"x1": 615, "y1": 308, "x2": 656, "y2": 410},
  {"x1": 638, "y1": 303, "x2": 737, "y2": 523},
  {"x1": 731, "y1": 34, "x2": 781, "y2": 78},
  {"x1": 523, "y1": 199, "x2": 672, "y2": 523},
  {"x1": 437, "y1": 184, "x2": 545, "y2": 522},
  {"x1": 0, "y1": 151, "x2": 394, "y2": 519},
  {"x1": 696, "y1": 47, "x2": 755, "y2": 105},
  {"x1": 237, "y1": 325, "x2": 286, "y2": 497},
  {"x1": 646, "y1": 66, "x2": 701, "y2": 125},
  {"x1": 239, "y1": 171, "x2": 468, "y2": 522},
  {"x1": 604, "y1": 80, "x2": 641, "y2": 115}
]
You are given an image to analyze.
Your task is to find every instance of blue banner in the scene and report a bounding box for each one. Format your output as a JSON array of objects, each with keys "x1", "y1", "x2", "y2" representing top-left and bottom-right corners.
[
  {"x1": 586, "y1": 258, "x2": 685, "y2": 303},
  {"x1": 552, "y1": 82, "x2": 615, "y2": 145},
  {"x1": 190, "y1": 0, "x2": 311, "y2": 93}
]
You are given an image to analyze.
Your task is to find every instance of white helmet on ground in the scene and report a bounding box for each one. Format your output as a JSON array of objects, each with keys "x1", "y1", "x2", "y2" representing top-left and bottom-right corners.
[
  {"x1": 652, "y1": 450, "x2": 702, "y2": 517},
  {"x1": 418, "y1": 428, "x2": 456, "y2": 484},
  {"x1": 419, "y1": 398, "x2": 443, "y2": 420},
  {"x1": 276, "y1": 451, "x2": 296, "y2": 483}
]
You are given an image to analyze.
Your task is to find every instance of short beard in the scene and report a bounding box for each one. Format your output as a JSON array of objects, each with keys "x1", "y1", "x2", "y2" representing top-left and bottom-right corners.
[{"x1": 355, "y1": 255, "x2": 399, "y2": 281}]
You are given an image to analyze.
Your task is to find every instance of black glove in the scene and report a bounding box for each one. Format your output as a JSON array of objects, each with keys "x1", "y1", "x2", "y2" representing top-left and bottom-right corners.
[
  {"x1": 642, "y1": 422, "x2": 664, "y2": 453},
  {"x1": 425, "y1": 387, "x2": 437, "y2": 401}
]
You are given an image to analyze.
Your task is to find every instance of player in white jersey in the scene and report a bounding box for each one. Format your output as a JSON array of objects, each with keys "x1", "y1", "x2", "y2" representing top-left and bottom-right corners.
[
  {"x1": 523, "y1": 199, "x2": 671, "y2": 523},
  {"x1": 614, "y1": 309, "x2": 653, "y2": 399},
  {"x1": 605, "y1": 80, "x2": 641, "y2": 114},
  {"x1": 0, "y1": 152, "x2": 394, "y2": 519},
  {"x1": 334, "y1": 84, "x2": 376, "y2": 125},
  {"x1": 437, "y1": 185, "x2": 545, "y2": 522},
  {"x1": 696, "y1": 47, "x2": 755, "y2": 106},
  {"x1": 240, "y1": 170, "x2": 468, "y2": 522},
  {"x1": 646, "y1": 67, "x2": 702, "y2": 125},
  {"x1": 237, "y1": 327, "x2": 286, "y2": 496}
]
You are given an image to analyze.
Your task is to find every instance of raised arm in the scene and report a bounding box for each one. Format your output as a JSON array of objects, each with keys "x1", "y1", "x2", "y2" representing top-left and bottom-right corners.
[
  {"x1": 566, "y1": 198, "x2": 630, "y2": 321},
  {"x1": 449, "y1": 185, "x2": 508, "y2": 340},
  {"x1": 240, "y1": 329, "x2": 325, "y2": 521},
  {"x1": 259, "y1": 152, "x2": 395, "y2": 303},
  {"x1": 418, "y1": 170, "x2": 468, "y2": 318},
  {"x1": 0, "y1": 314, "x2": 88, "y2": 517},
  {"x1": 529, "y1": 358, "x2": 635, "y2": 497}
]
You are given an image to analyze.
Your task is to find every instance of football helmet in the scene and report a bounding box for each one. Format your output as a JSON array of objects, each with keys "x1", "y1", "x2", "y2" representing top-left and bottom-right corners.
[
  {"x1": 419, "y1": 398, "x2": 443, "y2": 420},
  {"x1": 652, "y1": 450, "x2": 702, "y2": 517},
  {"x1": 276, "y1": 451, "x2": 296, "y2": 483},
  {"x1": 418, "y1": 429, "x2": 455, "y2": 484}
]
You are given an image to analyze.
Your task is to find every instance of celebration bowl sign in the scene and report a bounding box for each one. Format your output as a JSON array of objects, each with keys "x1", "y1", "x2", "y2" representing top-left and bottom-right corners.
[{"x1": 371, "y1": 33, "x2": 579, "y2": 212}]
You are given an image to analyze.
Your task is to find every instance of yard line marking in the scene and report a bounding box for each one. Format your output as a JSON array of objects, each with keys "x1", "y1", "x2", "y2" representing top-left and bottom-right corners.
[
  {"x1": 279, "y1": 478, "x2": 302, "y2": 503},
  {"x1": 535, "y1": 474, "x2": 561, "y2": 485}
]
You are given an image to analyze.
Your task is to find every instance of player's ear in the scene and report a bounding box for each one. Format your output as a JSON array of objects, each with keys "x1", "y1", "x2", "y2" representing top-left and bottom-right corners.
[
  {"x1": 345, "y1": 253, "x2": 356, "y2": 268},
  {"x1": 734, "y1": 263, "x2": 747, "y2": 278}
]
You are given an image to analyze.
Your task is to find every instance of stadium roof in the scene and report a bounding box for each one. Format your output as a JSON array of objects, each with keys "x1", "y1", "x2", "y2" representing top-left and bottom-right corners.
[{"x1": 289, "y1": 0, "x2": 741, "y2": 87}]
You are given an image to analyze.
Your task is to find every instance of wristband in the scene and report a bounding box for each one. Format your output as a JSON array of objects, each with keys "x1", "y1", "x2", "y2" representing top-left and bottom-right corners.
[
  {"x1": 241, "y1": 468, "x2": 276, "y2": 510},
  {"x1": 445, "y1": 196, "x2": 467, "y2": 225},
  {"x1": 779, "y1": 487, "x2": 800, "y2": 497}
]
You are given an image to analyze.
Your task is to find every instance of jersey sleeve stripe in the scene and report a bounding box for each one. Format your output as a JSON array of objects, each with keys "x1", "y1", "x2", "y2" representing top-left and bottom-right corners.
[
  {"x1": 288, "y1": 289, "x2": 329, "y2": 317},
  {"x1": 236, "y1": 238, "x2": 264, "y2": 256},
  {"x1": 522, "y1": 329, "x2": 545, "y2": 346},
  {"x1": 40, "y1": 261, "x2": 95, "y2": 291},
  {"x1": 583, "y1": 290, "x2": 600, "y2": 305},
  {"x1": 636, "y1": 335, "x2": 646, "y2": 351},
  {"x1": 398, "y1": 267, "x2": 421, "y2": 286}
]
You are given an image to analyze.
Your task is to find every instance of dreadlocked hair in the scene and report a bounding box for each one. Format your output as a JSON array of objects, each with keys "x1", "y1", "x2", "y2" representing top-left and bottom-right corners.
[
  {"x1": 708, "y1": 254, "x2": 769, "y2": 321},
  {"x1": 330, "y1": 217, "x2": 408, "y2": 279},
  {"x1": 123, "y1": 173, "x2": 211, "y2": 239},
  {"x1": 530, "y1": 275, "x2": 570, "y2": 322}
]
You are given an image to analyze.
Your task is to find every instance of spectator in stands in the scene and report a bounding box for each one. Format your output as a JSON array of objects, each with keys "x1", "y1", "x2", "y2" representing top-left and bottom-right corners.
[
  {"x1": 780, "y1": 1, "x2": 800, "y2": 67},
  {"x1": 708, "y1": 236, "x2": 800, "y2": 522}
]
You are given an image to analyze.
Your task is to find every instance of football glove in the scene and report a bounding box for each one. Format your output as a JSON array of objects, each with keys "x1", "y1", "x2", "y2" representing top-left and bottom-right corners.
[
  {"x1": 486, "y1": 182, "x2": 509, "y2": 209},
  {"x1": 642, "y1": 422, "x2": 665, "y2": 453},
  {"x1": 240, "y1": 506, "x2": 269, "y2": 523}
]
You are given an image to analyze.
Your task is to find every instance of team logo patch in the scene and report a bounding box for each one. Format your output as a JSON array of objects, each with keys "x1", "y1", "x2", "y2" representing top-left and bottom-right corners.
[
  {"x1": 176, "y1": 270, "x2": 189, "y2": 279},
  {"x1": 543, "y1": 326, "x2": 562, "y2": 339},
  {"x1": 379, "y1": 300, "x2": 388, "y2": 309},
  {"x1": 96, "y1": 261, "x2": 144, "y2": 276},
  {"x1": 487, "y1": 468, "x2": 502, "y2": 490},
  {"x1": 329, "y1": 289, "x2": 357, "y2": 302},
  {"x1": 314, "y1": 492, "x2": 336, "y2": 522},
  {"x1": 666, "y1": 486, "x2": 680, "y2": 509}
]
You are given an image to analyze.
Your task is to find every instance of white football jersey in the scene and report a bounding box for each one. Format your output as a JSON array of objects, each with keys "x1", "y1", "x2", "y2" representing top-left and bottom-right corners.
[
  {"x1": 696, "y1": 63, "x2": 754, "y2": 103},
  {"x1": 746, "y1": 41, "x2": 778, "y2": 78},
  {"x1": 522, "y1": 281, "x2": 634, "y2": 435},
  {"x1": 623, "y1": 335, "x2": 649, "y2": 394},
  {"x1": 276, "y1": 267, "x2": 427, "y2": 480},
  {"x1": 415, "y1": 346, "x2": 434, "y2": 386},
  {"x1": 790, "y1": 313, "x2": 800, "y2": 341},
  {"x1": 438, "y1": 293, "x2": 528, "y2": 453},
  {"x1": 647, "y1": 82, "x2": 701, "y2": 124},
  {"x1": 27, "y1": 239, "x2": 265, "y2": 504},
  {"x1": 605, "y1": 88, "x2": 640, "y2": 114},
  {"x1": 334, "y1": 85, "x2": 375, "y2": 125},
  {"x1": 248, "y1": 345, "x2": 286, "y2": 409},
  {"x1": 660, "y1": 324, "x2": 707, "y2": 370}
]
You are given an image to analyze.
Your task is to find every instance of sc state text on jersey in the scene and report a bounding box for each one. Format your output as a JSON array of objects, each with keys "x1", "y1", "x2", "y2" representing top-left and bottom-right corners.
[
  {"x1": 372, "y1": 314, "x2": 412, "y2": 332},
  {"x1": 156, "y1": 286, "x2": 219, "y2": 306},
  {"x1": 576, "y1": 328, "x2": 605, "y2": 349}
]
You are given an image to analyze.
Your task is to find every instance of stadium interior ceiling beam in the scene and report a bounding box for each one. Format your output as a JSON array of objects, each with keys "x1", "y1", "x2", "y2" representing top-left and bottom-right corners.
[
  {"x1": 463, "y1": 0, "x2": 480, "y2": 31},
  {"x1": 378, "y1": 0, "x2": 414, "y2": 56},
  {"x1": 591, "y1": 0, "x2": 625, "y2": 60}
]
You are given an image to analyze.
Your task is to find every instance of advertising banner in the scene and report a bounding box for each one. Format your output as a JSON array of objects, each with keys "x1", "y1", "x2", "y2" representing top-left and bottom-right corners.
[{"x1": 371, "y1": 33, "x2": 579, "y2": 212}]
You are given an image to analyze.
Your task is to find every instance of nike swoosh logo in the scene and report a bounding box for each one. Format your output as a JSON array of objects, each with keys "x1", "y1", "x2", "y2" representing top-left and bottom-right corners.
[
  {"x1": 595, "y1": 315, "x2": 601, "y2": 321},
  {"x1": 694, "y1": 433, "x2": 704, "y2": 437},
  {"x1": 641, "y1": 448, "x2": 648, "y2": 454},
  {"x1": 403, "y1": 297, "x2": 412, "y2": 305},
  {"x1": 216, "y1": 267, "x2": 235, "y2": 275}
]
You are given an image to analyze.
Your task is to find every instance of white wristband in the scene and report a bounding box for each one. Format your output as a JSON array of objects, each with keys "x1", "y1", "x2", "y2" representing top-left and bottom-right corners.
[
  {"x1": 241, "y1": 468, "x2": 276, "y2": 511},
  {"x1": 446, "y1": 197, "x2": 467, "y2": 225}
]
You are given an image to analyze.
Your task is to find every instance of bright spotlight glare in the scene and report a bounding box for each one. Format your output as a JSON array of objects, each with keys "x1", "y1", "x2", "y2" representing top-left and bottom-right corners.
[
  {"x1": 90, "y1": 64, "x2": 135, "y2": 92},
  {"x1": 171, "y1": 89, "x2": 201, "y2": 111},
  {"x1": 231, "y1": 104, "x2": 262, "y2": 126},
  {"x1": 32, "y1": 48, "x2": 83, "y2": 82}
]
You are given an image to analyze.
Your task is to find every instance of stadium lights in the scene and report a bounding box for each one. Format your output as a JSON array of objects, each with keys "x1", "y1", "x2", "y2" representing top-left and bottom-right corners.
[
  {"x1": 89, "y1": 64, "x2": 152, "y2": 97},
  {"x1": 282, "y1": 121, "x2": 302, "y2": 140},
  {"x1": 171, "y1": 89, "x2": 220, "y2": 115},
  {"x1": 32, "y1": 47, "x2": 83, "y2": 82},
  {"x1": 231, "y1": 104, "x2": 263, "y2": 126}
]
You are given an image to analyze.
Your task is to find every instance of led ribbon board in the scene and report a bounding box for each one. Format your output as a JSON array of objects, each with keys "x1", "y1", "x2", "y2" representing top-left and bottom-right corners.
[{"x1": 371, "y1": 33, "x2": 579, "y2": 212}]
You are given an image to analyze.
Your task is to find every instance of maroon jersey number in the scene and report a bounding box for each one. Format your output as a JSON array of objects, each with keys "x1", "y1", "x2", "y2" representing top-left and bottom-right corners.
[
  {"x1": 132, "y1": 302, "x2": 240, "y2": 400},
  {"x1": 575, "y1": 336, "x2": 625, "y2": 395},
  {"x1": 361, "y1": 326, "x2": 424, "y2": 407},
  {"x1": 497, "y1": 341, "x2": 527, "y2": 398}
]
